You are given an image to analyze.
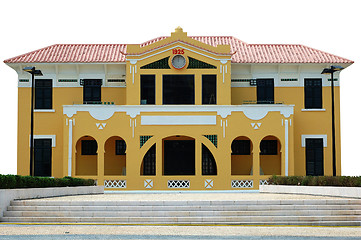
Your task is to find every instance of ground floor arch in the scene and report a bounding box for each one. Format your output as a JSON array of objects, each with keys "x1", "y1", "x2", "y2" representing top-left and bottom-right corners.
[
  {"x1": 260, "y1": 135, "x2": 281, "y2": 175},
  {"x1": 75, "y1": 136, "x2": 98, "y2": 175},
  {"x1": 231, "y1": 136, "x2": 253, "y2": 175},
  {"x1": 104, "y1": 136, "x2": 126, "y2": 176}
]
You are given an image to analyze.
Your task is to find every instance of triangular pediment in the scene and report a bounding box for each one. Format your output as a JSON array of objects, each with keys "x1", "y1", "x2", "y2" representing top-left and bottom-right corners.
[{"x1": 126, "y1": 27, "x2": 231, "y2": 57}]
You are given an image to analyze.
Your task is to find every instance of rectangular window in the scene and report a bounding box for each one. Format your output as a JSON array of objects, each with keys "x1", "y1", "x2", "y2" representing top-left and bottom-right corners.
[
  {"x1": 257, "y1": 79, "x2": 274, "y2": 104},
  {"x1": 115, "y1": 140, "x2": 126, "y2": 155},
  {"x1": 140, "y1": 75, "x2": 155, "y2": 104},
  {"x1": 202, "y1": 75, "x2": 217, "y2": 104},
  {"x1": 35, "y1": 79, "x2": 52, "y2": 109},
  {"x1": 231, "y1": 140, "x2": 251, "y2": 155},
  {"x1": 163, "y1": 75, "x2": 194, "y2": 104},
  {"x1": 34, "y1": 139, "x2": 52, "y2": 177},
  {"x1": 306, "y1": 138, "x2": 324, "y2": 176},
  {"x1": 81, "y1": 140, "x2": 97, "y2": 155},
  {"x1": 83, "y1": 79, "x2": 102, "y2": 104},
  {"x1": 304, "y1": 78, "x2": 322, "y2": 109},
  {"x1": 260, "y1": 140, "x2": 278, "y2": 155}
]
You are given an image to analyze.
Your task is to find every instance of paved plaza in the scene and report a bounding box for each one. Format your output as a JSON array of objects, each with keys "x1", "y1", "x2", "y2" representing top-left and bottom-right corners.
[{"x1": 1, "y1": 225, "x2": 361, "y2": 239}]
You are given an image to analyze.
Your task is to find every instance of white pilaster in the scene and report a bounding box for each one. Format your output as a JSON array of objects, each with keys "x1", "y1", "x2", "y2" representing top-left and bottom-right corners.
[
  {"x1": 285, "y1": 119, "x2": 289, "y2": 176},
  {"x1": 68, "y1": 119, "x2": 73, "y2": 176}
]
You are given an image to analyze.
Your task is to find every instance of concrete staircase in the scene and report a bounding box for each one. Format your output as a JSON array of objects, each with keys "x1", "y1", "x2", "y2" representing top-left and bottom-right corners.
[{"x1": 2, "y1": 199, "x2": 361, "y2": 226}]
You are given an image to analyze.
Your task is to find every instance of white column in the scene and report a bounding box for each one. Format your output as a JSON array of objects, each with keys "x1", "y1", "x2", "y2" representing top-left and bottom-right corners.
[
  {"x1": 284, "y1": 119, "x2": 289, "y2": 176},
  {"x1": 68, "y1": 119, "x2": 73, "y2": 176}
]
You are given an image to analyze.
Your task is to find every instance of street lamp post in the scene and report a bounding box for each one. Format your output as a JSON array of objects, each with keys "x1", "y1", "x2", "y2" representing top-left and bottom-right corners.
[
  {"x1": 23, "y1": 67, "x2": 43, "y2": 176},
  {"x1": 321, "y1": 65, "x2": 344, "y2": 176}
]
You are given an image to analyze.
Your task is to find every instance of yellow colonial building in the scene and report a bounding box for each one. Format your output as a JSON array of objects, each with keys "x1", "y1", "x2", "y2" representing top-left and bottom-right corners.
[{"x1": 4, "y1": 28, "x2": 353, "y2": 190}]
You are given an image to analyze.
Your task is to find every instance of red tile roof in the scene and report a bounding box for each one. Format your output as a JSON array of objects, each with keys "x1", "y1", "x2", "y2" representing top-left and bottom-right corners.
[{"x1": 4, "y1": 36, "x2": 353, "y2": 64}]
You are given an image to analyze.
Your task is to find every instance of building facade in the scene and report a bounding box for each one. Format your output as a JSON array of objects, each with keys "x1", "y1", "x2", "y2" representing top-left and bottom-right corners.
[{"x1": 4, "y1": 27, "x2": 353, "y2": 190}]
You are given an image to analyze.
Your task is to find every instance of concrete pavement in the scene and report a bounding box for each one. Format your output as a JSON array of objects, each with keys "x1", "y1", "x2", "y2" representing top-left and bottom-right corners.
[{"x1": 1, "y1": 225, "x2": 361, "y2": 239}]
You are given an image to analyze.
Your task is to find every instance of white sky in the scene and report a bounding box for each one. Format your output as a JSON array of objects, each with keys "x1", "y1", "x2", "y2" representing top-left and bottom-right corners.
[{"x1": 0, "y1": 0, "x2": 360, "y2": 176}]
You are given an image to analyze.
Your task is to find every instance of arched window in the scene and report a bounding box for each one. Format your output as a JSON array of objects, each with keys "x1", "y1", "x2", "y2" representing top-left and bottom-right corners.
[
  {"x1": 141, "y1": 144, "x2": 156, "y2": 176},
  {"x1": 202, "y1": 144, "x2": 217, "y2": 175}
]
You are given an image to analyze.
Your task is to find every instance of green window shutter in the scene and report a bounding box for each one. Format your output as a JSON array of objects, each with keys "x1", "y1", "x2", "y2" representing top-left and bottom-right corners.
[
  {"x1": 140, "y1": 57, "x2": 170, "y2": 69},
  {"x1": 204, "y1": 135, "x2": 217, "y2": 148},
  {"x1": 187, "y1": 57, "x2": 216, "y2": 69},
  {"x1": 140, "y1": 136, "x2": 153, "y2": 148}
]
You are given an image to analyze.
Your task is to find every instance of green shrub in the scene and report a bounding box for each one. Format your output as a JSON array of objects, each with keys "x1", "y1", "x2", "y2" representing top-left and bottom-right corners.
[
  {"x1": 0, "y1": 174, "x2": 95, "y2": 189},
  {"x1": 268, "y1": 175, "x2": 361, "y2": 187}
]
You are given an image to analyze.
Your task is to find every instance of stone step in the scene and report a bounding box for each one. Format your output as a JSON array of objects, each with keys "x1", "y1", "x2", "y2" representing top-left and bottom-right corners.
[
  {"x1": 1, "y1": 217, "x2": 360, "y2": 226},
  {"x1": 10, "y1": 199, "x2": 361, "y2": 207},
  {"x1": 5, "y1": 209, "x2": 361, "y2": 218},
  {"x1": 2, "y1": 215, "x2": 361, "y2": 223},
  {"x1": 8, "y1": 204, "x2": 361, "y2": 212},
  {"x1": 4, "y1": 198, "x2": 361, "y2": 226}
]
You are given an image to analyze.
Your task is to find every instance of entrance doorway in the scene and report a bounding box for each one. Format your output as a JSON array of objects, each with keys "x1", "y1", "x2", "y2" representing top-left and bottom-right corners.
[{"x1": 163, "y1": 138, "x2": 195, "y2": 175}]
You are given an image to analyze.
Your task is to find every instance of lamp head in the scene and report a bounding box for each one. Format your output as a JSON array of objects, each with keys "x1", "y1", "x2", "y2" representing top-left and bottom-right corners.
[
  {"x1": 331, "y1": 65, "x2": 344, "y2": 71},
  {"x1": 23, "y1": 66, "x2": 35, "y2": 73},
  {"x1": 33, "y1": 70, "x2": 43, "y2": 76},
  {"x1": 22, "y1": 67, "x2": 43, "y2": 76},
  {"x1": 321, "y1": 68, "x2": 333, "y2": 74},
  {"x1": 321, "y1": 65, "x2": 344, "y2": 74}
]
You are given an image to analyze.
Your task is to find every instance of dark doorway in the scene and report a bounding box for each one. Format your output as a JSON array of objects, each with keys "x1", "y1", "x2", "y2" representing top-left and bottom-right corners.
[
  {"x1": 163, "y1": 75, "x2": 194, "y2": 104},
  {"x1": 164, "y1": 140, "x2": 195, "y2": 175},
  {"x1": 83, "y1": 79, "x2": 102, "y2": 104},
  {"x1": 34, "y1": 139, "x2": 52, "y2": 177},
  {"x1": 306, "y1": 138, "x2": 324, "y2": 176},
  {"x1": 257, "y1": 79, "x2": 274, "y2": 104}
]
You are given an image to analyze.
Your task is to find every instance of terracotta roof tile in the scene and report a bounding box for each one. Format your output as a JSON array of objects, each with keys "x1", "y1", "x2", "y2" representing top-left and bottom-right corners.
[{"x1": 4, "y1": 37, "x2": 353, "y2": 64}]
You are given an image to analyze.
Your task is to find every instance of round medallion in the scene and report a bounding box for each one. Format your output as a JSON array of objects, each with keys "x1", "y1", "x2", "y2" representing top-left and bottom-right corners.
[{"x1": 171, "y1": 55, "x2": 186, "y2": 69}]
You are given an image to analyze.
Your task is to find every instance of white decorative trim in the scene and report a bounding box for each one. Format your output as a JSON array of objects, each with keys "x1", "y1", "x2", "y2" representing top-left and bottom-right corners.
[
  {"x1": 231, "y1": 180, "x2": 253, "y2": 188},
  {"x1": 30, "y1": 135, "x2": 56, "y2": 147},
  {"x1": 220, "y1": 60, "x2": 228, "y2": 64},
  {"x1": 130, "y1": 118, "x2": 136, "y2": 138},
  {"x1": 88, "y1": 107, "x2": 116, "y2": 120},
  {"x1": 104, "y1": 180, "x2": 126, "y2": 188},
  {"x1": 301, "y1": 135, "x2": 327, "y2": 147},
  {"x1": 34, "y1": 109, "x2": 55, "y2": 113},
  {"x1": 301, "y1": 108, "x2": 326, "y2": 112},
  {"x1": 141, "y1": 115, "x2": 216, "y2": 125},
  {"x1": 223, "y1": 66, "x2": 225, "y2": 83},
  {"x1": 144, "y1": 179, "x2": 153, "y2": 189},
  {"x1": 251, "y1": 123, "x2": 261, "y2": 130},
  {"x1": 63, "y1": 105, "x2": 294, "y2": 121},
  {"x1": 168, "y1": 180, "x2": 190, "y2": 189},
  {"x1": 96, "y1": 123, "x2": 107, "y2": 130},
  {"x1": 205, "y1": 179, "x2": 213, "y2": 189},
  {"x1": 68, "y1": 119, "x2": 73, "y2": 176},
  {"x1": 285, "y1": 119, "x2": 289, "y2": 176}
]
